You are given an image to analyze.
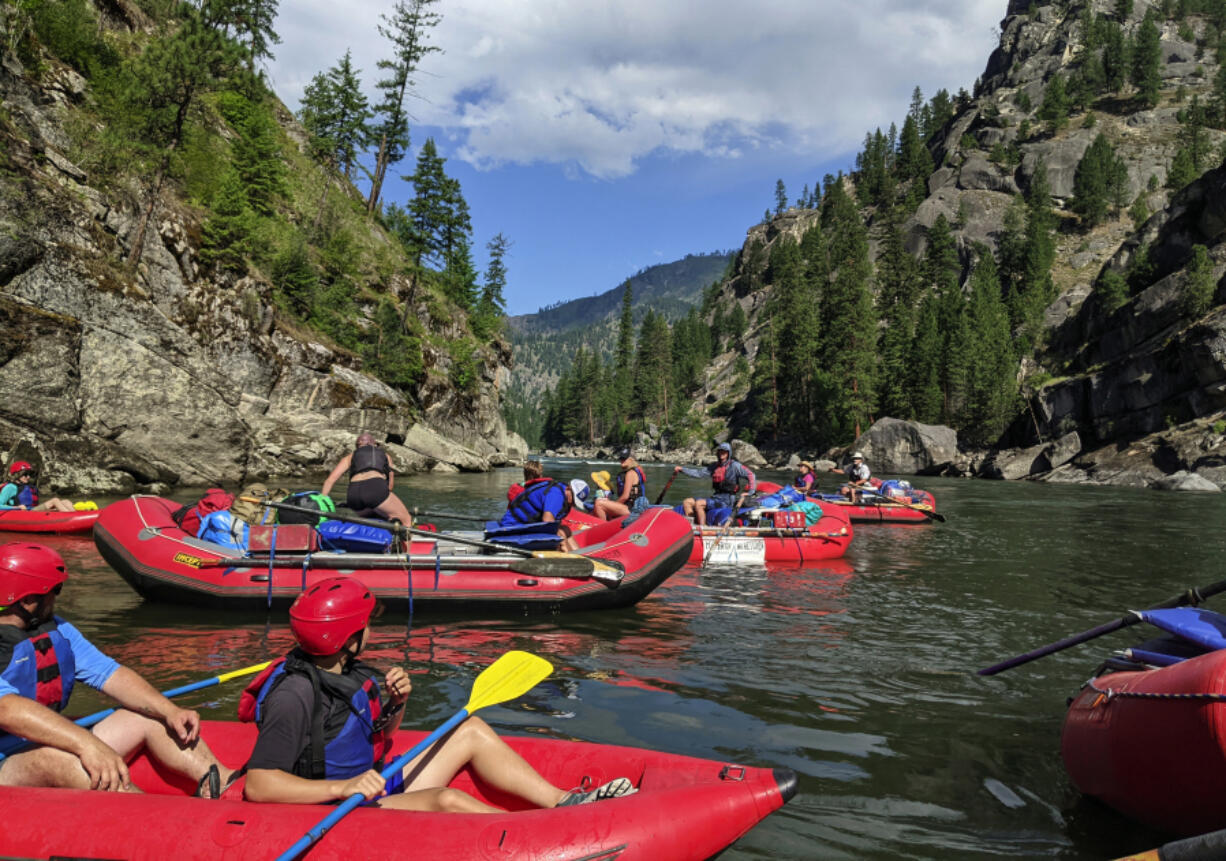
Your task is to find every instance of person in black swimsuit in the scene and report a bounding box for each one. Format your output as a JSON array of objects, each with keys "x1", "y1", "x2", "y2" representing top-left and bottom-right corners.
[{"x1": 320, "y1": 433, "x2": 413, "y2": 525}]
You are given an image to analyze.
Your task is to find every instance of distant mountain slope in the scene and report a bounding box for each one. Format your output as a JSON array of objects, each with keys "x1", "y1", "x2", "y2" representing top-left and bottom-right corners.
[{"x1": 504, "y1": 252, "x2": 735, "y2": 445}]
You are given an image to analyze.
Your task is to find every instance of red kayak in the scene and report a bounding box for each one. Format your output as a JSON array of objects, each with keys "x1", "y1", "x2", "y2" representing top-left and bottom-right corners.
[
  {"x1": 565, "y1": 506, "x2": 852, "y2": 565},
  {"x1": 0, "y1": 508, "x2": 99, "y2": 534},
  {"x1": 1062, "y1": 647, "x2": 1226, "y2": 836},
  {"x1": 0, "y1": 719, "x2": 796, "y2": 860},
  {"x1": 94, "y1": 496, "x2": 693, "y2": 615}
]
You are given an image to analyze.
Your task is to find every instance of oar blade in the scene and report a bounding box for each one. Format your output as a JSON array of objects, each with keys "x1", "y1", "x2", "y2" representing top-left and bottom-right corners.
[
  {"x1": 466, "y1": 650, "x2": 553, "y2": 713},
  {"x1": 526, "y1": 551, "x2": 625, "y2": 586}
]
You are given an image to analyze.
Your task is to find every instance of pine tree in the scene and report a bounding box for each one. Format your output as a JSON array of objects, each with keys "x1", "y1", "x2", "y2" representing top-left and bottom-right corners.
[
  {"x1": 227, "y1": 0, "x2": 280, "y2": 74},
  {"x1": 1071, "y1": 133, "x2": 1128, "y2": 227},
  {"x1": 199, "y1": 167, "x2": 254, "y2": 274},
  {"x1": 1038, "y1": 75, "x2": 1070, "y2": 131},
  {"x1": 269, "y1": 233, "x2": 318, "y2": 317},
  {"x1": 908, "y1": 295, "x2": 944, "y2": 422},
  {"x1": 1182, "y1": 244, "x2": 1218, "y2": 317},
  {"x1": 875, "y1": 211, "x2": 920, "y2": 420},
  {"x1": 769, "y1": 236, "x2": 822, "y2": 433},
  {"x1": 404, "y1": 137, "x2": 450, "y2": 267},
  {"x1": 299, "y1": 51, "x2": 370, "y2": 179},
  {"x1": 231, "y1": 103, "x2": 286, "y2": 215},
  {"x1": 774, "y1": 179, "x2": 788, "y2": 215},
  {"x1": 961, "y1": 250, "x2": 1017, "y2": 444},
  {"x1": 474, "y1": 233, "x2": 509, "y2": 338},
  {"x1": 1132, "y1": 12, "x2": 1162, "y2": 108},
  {"x1": 632, "y1": 311, "x2": 673, "y2": 425},
  {"x1": 367, "y1": 0, "x2": 441, "y2": 213},
  {"x1": 1116, "y1": 0, "x2": 1134, "y2": 20},
  {"x1": 1102, "y1": 20, "x2": 1129, "y2": 93}
]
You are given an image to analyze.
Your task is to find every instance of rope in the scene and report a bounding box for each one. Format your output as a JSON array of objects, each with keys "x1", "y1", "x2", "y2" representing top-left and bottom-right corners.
[{"x1": 1086, "y1": 677, "x2": 1226, "y2": 704}]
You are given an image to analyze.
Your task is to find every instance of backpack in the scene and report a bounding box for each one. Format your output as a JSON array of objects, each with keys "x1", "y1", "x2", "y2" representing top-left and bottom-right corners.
[
  {"x1": 171, "y1": 488, "x2": 235, "y2": 537},
  {"x1": 277, "y1": 491, "x2": 337, "y2": 526},
  {"x1": 230, "y1": 483, "x2": 286, "y2": 526}
]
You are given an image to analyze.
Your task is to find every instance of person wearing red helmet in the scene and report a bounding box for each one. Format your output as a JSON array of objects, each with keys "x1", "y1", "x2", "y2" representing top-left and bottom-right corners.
[
  {"x1": 0, "y1": 462, "x2": 74, "y2": 513},
  {"x1": 0, "y1": 543, "x2": 234, "y2": 796},
  {"x1": 239, "y1": 577, "x2": 635, "y2": 809}
]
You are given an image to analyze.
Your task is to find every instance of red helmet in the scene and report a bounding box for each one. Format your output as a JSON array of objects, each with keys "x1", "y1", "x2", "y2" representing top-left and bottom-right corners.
[
  {"x1": 289, "y1": 577, "x2": 375, "y2": 655},
  {"x1": 8, "y1": 461, "x2": 33, "y2": 476},
  {"x1": 0, "y1": 543, "x2": 68, "y2": 608}
]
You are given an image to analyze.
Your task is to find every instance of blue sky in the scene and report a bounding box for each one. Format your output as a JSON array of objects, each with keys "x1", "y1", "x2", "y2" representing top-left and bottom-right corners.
[{"x1": 267, "y1": 1, "x2": 1003, "y2": 315}]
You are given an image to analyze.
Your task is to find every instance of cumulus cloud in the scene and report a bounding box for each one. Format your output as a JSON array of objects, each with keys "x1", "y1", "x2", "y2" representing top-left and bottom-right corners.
[{"x1": 269, "y1": 0, "x2": 1002, "y2": 179}]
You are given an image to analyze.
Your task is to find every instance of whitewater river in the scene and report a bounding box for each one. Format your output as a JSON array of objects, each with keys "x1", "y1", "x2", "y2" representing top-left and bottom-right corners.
[{"x1": 45, "y1": 462, "x2": 1226, "y2": 859}]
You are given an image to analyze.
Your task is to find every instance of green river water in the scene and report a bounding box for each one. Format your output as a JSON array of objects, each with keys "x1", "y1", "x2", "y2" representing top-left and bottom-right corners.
[{"x1": 37, "y1": 462, "x2": 1226, "y2": 859}]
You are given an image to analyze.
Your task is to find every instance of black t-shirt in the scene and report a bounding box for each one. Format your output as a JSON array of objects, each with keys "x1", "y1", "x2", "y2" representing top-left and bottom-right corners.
[{"x1": 245, "y1": 673, "x2": 315, "y2": 773}]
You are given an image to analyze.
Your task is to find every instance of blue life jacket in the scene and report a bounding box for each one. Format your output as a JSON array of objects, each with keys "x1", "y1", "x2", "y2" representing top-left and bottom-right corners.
[
  {"x1": 244, "y1": 653, "x2": 387, "y2": 780},
  {"x1": 616, "y1": 467, "x2": 647, "y2": 502},
  {"x1": 501, "y1": 479, "x2": 569, "y2": 526},
  {"x1": 0, "y1": 618, "x2": 75, "y2": 711},
  {"x1": 16, "y1": 485, "x2": 36, "y2": 507},
  {"x1": 197, "y1": 509, "x2": 249, "y2": 551}
]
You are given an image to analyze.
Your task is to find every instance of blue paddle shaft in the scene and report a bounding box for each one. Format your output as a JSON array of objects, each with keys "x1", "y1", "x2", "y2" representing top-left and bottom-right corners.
[{"x1": 275, "y1": 707, "x2": 471, "y2": 861}]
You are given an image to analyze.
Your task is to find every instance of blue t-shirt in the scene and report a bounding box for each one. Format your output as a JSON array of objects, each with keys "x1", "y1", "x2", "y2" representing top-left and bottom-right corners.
[{"x1": 0, "y1": 618, "x2": 121, "y2": 702}]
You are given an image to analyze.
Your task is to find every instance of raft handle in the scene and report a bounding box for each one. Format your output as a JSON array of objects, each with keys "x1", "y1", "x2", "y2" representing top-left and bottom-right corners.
[
  {"x1": 719, "y1": 765, "x2": 746, "y2": 782},
  {"x1": 250, "y1": 574, "x2": 270, "y2": 582},
  {"x1": 516, "y1": 579, "x2": 538, "y2": 587}
]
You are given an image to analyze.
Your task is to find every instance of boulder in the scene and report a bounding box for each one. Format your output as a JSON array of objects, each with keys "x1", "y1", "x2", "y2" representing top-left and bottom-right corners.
[
  {"x1": 729, "y1": 439, "x2": 767, "y2": 469},
  {"x1": 979, "y1": 444, "x2": 1046, "y2": 480},
  {"x1": 1034, "y1": 431, "x2": 1082, "y2": 473},
  {"x1": 1152, "y1": 470, "x2": 1221, "y2": 492},
  {"x1": 843, "y1": 418, "x2": 959, "y2": 475}
]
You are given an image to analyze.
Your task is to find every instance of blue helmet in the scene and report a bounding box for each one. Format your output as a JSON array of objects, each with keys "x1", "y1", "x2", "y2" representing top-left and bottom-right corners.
[{"x1": 716, "y1": 442, "x2": 731, "y2": 453}]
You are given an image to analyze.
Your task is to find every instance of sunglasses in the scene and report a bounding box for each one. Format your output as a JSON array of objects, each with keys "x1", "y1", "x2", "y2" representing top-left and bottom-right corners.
[{"x1": 45, "y1": 584, "x2": 62, "y2": 598}]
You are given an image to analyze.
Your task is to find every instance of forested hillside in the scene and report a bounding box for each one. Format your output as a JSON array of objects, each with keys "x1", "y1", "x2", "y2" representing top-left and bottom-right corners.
[
  {"x1": 539, "y1": 0, "x2": 1226, "y2": 468},
  {"x1": 0, "y1": 0, "x2": 524, "y2": 490},
  {"x1": 504, "y1": 251, "x2": 733, "y2": 446}
]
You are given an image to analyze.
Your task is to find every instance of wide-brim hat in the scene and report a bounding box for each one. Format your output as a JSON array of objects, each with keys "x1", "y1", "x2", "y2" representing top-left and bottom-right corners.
[
  {"x1": 590, "y1": 470, "x2": 613, "y2": 492},
  {"x1": 852, "y1": 451, "x2": 865, "y2": 460},
  {"x1": 799, "y1": 461, "x2": 813, "y2": 470}
]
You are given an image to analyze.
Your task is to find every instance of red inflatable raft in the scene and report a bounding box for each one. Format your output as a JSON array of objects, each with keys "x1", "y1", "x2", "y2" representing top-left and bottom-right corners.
[
  {"x1": 565, "y1": 506, "x2": 852, "y2": 566},
  {"x1": 0, "y1": 719, "x2": 796, "y2": 861},
  {"x1": 1062, "y1": 647, "x2": 1226, "y2": 836},
  {"x1": 0, "y1": 508, "x2": 99, "y2": 534},
  {"x1": 756, "y1": 480, "x2": 938, "y2": 524},
  {"x1": 94, "y1": 496, "x2": 693, "y2": 615}
]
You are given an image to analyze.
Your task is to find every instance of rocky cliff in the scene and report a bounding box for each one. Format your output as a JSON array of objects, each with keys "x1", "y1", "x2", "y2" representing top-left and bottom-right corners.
[{"x1": 0, "y1": 13, "x2": 526, "y2": 495}]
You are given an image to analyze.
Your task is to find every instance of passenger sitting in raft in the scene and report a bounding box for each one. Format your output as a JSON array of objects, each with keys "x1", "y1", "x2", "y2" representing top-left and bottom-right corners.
[
  {"x1": 830, "y1": 451, "x2": 871, "y2": 502},
  {"x1": 673, "y1": 442, "x2": 756, "y2": 527},
  {"x1": 0, "y1": 543, "x2": 236, "y2": 797},
  {"x1": 792, "y1": 461, "x2": 817, "y2": 495},
  {"x1": 0, "y1": 462, "x2": 75, "y2": 513},
  {"x1": 230, "y1": 578, "x2": 636, "y2": 809},
  {"x1": 321, "y1": 433, "x2": 413, "y2": 526},
  {"x1": 592, "y1": 448, "x2": 648, "y2": 521},
  {"x1": 494, "y1": 467, "x2": 585, "y2": 552}
]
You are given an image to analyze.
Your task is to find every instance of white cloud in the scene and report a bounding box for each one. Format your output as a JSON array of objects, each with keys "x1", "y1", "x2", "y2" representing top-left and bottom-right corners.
[{"x1": 269, "y1": 0, "x2": 1003, "y2": 179}]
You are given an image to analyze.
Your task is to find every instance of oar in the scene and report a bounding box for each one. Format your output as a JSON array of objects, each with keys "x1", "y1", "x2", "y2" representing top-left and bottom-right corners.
[
  {"x1": 1113, "y1": 826, "x2": 1226, "y2": 861},
  {"x1": 200, "y1": 553, "x2": 622, "y2": 584},
  {"x1": 701, "y1": 492, "x2": 749, "y2": 568},
  {"x1": 0, "y1": 660, "x2": 273, "y2": 760},
  {"x1": 978, "y1": 574, "x2": 1226, "y2": 676},
  {"x1": 274, "y1": 650, "x2": 553, "y2": 861},
  {"x1": 857, "y1": 488, "x2": 945, "y2": 522},
  {"x1": 411, "y1": 509, "x2": 489, "y2": 523},
  {"x1": 654, "y1": 470, "x2": 679, "y2": 505}
]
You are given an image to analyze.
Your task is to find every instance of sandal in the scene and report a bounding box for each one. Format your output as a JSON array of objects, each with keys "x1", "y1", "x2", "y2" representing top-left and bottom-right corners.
[
  {"x1": 194, "y1": 764, "x2": 220, "y2": 799},
  {"x1": 556, "y1": 776, "x2": 636, "y2": 806}
]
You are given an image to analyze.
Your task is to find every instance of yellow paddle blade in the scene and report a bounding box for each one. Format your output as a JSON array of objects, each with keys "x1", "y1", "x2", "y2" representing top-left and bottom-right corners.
[
  {"x1": 217, "y1": 660, "x2": 273, "y2": 684},
  {"x1": 465, "y1": 651, "x2": 553, "y2": 714}
]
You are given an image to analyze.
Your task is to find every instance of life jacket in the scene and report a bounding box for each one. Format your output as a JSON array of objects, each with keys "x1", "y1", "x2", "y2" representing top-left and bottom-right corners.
[
  {"x1": 349, "y1": 445, "x2": 391, "y2": 479},
  {"x1": 503, "y1": 478, "x2": 569, "y2": 525},
  {"x1": 172, "y1": 488, "x2": 235, "y2": 537},
  {"x1": 711, "y1": 460, "x2": 744, "y2": 495},
  {"x1": 0, "y1": 617, "x2": 75, "y2": 712},
  {"x1": 16, "y1": 484, "x2": 36, "y2": 507},
  {"x1": 196, "y1": 509, "x2": 249, "y2": 551},
  {"x1": 616, "y1": 467, "x2": 647, "y2": 502},
  {"x1": 792, "y1": 472, "x2": 814, "y2": 492},
  {"x1": 239, "y1": 652, "x2": 390, "y2": 781}
]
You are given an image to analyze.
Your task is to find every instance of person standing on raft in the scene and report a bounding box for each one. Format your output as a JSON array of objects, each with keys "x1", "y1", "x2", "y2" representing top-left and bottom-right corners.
[
  {"x1": 673, "y1": 442, "x2": 756, "y2": 526},
  {"x1": 0, "y1": 543, "x2": 235, "y2": 797},
  {"x1": 235, "y1": 577, "x2": 636, "y2": 810},
  {"x1": 592, "y1": 448, "x2": 648, "y2": 521},
  {"x1": 0, "y1": 462, "x2": 75, "y2": 513},
  {"x1": 830, "y1": 451, "x2": 871, "y2": 502},
  {"x1": 321, "y1": 433, "x2": 413, "y2": 525}
]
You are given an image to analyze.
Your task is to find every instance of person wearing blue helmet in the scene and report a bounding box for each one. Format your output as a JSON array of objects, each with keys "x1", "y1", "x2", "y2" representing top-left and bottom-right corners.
[{"x1": 672, "y1": 442, "x2": 756, "y2": 526}]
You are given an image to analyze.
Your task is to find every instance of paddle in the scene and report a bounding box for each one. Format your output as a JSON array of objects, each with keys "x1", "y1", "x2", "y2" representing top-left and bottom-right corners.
[
  {"x1": 0, "y1": 660, "x2": 273, "y2": 760},
  {"x1": 200, "y1": 552, "x2": 622, "y2": 585},
  {"x1": 1113, "y1": 826, "x2": 1226, "y2": 861},
  {"x1": 701, "y1": 491, "x2": 749, "y2": 568},
  {"x1": 654, "y1": 470, "x2": 679, "y2": 505},
  {"x1": 977, "y1": 574, "x2": 1226, "y2": 676},
  {"x1": 857, "y1": 488, "x2": 946, "y2": 522},
  {"x1": 274, "y1": 650, "x2": 553, "y2": 861}
]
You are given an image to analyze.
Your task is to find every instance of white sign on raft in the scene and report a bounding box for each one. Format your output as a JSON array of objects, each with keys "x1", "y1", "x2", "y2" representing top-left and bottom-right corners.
[{"x1": 701, "y1": 537, "x2": 767, "y2": 566}]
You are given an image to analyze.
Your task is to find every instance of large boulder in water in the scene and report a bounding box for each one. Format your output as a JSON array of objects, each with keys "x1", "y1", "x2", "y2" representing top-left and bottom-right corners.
[{"x1": 842, "y1": 418, "x2": 959, "y2": 475}]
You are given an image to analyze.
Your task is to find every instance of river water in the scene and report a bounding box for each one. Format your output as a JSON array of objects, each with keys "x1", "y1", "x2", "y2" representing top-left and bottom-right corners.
[{"x1": 40, "y1": 462, "x2": 1226, "y2": 859}]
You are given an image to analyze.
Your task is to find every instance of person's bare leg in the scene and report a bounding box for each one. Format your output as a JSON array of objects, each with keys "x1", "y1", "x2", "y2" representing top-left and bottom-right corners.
[
  {"x1": 377, "y1": 493, "x2": 413, "y2": 527},
  {"x1": 595, "y1": 499, "x2": 629, "y2": 521},
  {"x1": 694, "y1": 500, "x2": 707, "y2": 526},
  {"x1": 93, "y1": 710, "x2": 233, "y2": 791},
  {"x1": 394, "y1": 716, "x2": 566, "y2": 809}
]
